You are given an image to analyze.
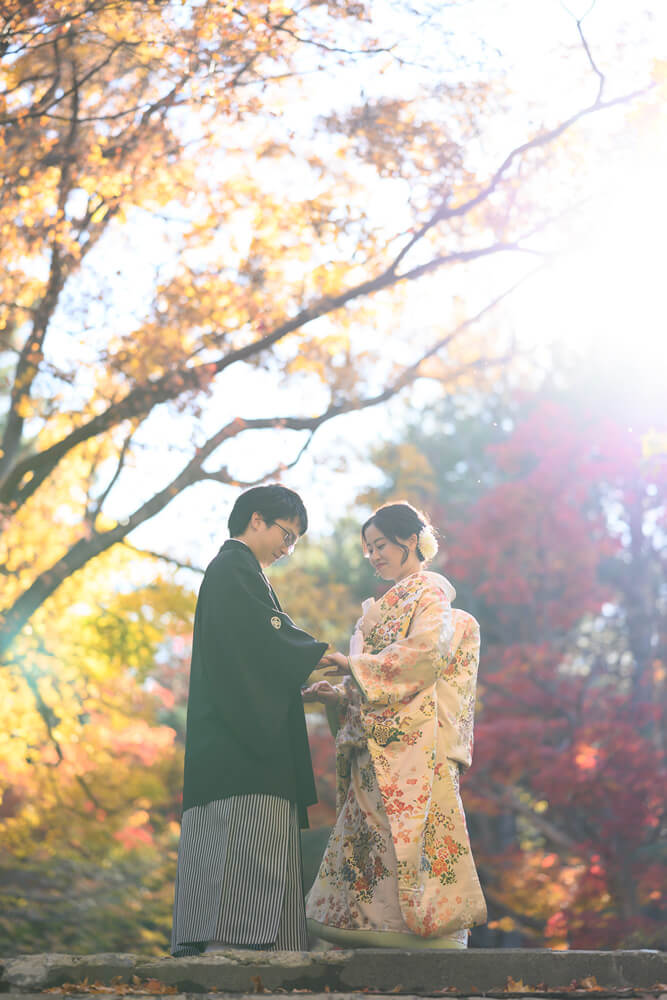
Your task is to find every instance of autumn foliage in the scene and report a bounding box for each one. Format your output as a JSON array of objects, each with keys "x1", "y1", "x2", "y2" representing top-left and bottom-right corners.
[
  {"x1": 355, "y1": 385, "x2": 666, "y2": 948},
  {"x1": 454, "y1": 395, "x2": 666, "y2": 949},
  {"x1": 1, "y1": 0, "x2": 665, "y2": 957}
]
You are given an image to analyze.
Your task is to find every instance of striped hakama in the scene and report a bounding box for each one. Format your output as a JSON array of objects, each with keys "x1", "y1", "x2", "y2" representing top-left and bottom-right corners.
[{"x1": 171, "y1": 793, "x2": 308, "y2": 955}]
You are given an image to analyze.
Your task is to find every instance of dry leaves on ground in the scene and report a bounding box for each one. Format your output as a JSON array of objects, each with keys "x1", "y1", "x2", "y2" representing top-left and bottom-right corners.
[{"x1": 44, "y1": 977, "x2": 177, "y2": 995}]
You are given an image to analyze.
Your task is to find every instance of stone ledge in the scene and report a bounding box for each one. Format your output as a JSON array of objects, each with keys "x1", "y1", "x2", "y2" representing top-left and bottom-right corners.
[
  {"x1": 0, "y1": 993, "x2": 665, "y2": 1000},
  {"x1": 0, "y1": 951, "x2": 664, "y2": 997}
]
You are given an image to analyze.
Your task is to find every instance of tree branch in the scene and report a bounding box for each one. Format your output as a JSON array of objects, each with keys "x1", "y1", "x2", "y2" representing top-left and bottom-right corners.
[
  {"x1": 121, "y1": 542, "x2": 206, "y2": 574},
  {"x1": 0, "y1": 239, "x2": 525, "y2": 508},
  {"x1": 389, "y1": 82, "x2": 650, "y2": 274},
  {"x1": 0, "y1": 70, "x2": 650, "y2": 506},
  {"x1": 560, "y1": 1, "x2": 605, "y2": 103},
  {"x1": 0, "y1": 40, "x2": 124, "y2": 126},
  {"x1": 198, "y1": 428, "x2": 317, "y2": 487},
  {"x1": 0, "y1": 41, "x2": 83, "y2": 476},
  {"x1": 0, "y1": 342, "x2": 515, "y2": 659},
  {"x1": 87, "y1": 423, "x2": 137, "y2": 525}
]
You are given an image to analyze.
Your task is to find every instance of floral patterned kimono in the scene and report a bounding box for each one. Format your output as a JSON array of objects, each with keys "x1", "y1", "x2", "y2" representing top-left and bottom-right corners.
[{"x1": 306, "y1": 571, "x2": 487, "y2": 948}]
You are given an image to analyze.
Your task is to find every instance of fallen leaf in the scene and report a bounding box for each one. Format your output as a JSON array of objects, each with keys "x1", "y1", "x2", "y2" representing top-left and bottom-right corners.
[
  {"x1": 580, "y1": 976, "x2": 602, "y2": 991},
  {"x1": 506, "y1": 977, "x2": 534, "y2": 993},
  {"x1": 142, "y1": 979, "x2": 178, "y2": 994},
  {"x1": 44, "y1": 978, "x2": 178, "y2": 996}
]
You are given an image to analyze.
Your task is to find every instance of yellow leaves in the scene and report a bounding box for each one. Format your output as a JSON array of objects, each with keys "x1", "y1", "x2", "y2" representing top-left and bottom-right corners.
[
  {"x1": 324, "y1": 97, "x2": 468, "y2": 184},
  {"x1": 14, "y1": 397, "x2": 35, "y2": 420},
  {"x1": 310, "y1": 259, "x2": 356, "y2": 297},
  {"x1": 580, "y1": 977, "x2": 603, "y2": 991},
  {"x1": 506, "y1": 977, "x2": 533, "y2": 992},
  {"x1": 489, "y1": 916, "x2": 516, "y2": 933},
  {"x1": 358, "y1": 442, "x2": 436, "y2": 511},
  {"x1": 89, "y1": 205, "x2": 108, "y2": 225},
  {"x1": 288, "y1": 354, "x2": 312, "y2": 374},
  {"x1": 0, "y1": 557, "x2": 190, "y2": 865},
  {"x1": 125, "y1": 809, "x2": 151, "y2": 828},
  {"x1": 268, "y1": 1, "x2": 294, "y2": 18}
]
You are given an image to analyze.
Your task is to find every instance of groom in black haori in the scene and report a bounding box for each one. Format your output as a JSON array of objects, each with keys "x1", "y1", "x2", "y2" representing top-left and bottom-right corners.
[{"x1": 171, "y1": 485, "x2": 331, "y2": 954}]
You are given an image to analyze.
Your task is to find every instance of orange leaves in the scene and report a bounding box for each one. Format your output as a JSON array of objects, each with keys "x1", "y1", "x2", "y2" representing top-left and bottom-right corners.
[
  {"x1": 574, "y1": 744, "x2": 600, "y2": 772},
  {"x1": 506, "y1": 977, "x2": 533, "y2": 993},
  {"x1": 46, "y1": 977, "x2": 177, "y2": 995},
  {"x1": 578, "y1": 977, "x2": 603, "y2": 991},
  {"x1": 113, "y1": 810, "x2": 155, "y2": 852},
  {"x1": 503, "y1": 976, "x2": 605, "y2": 994},
  {"x1": 108, "y1": 720, "x2": 176, "y2": 768}
]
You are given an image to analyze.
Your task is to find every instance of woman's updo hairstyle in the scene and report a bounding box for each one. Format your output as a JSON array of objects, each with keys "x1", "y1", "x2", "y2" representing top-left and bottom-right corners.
[{"x1": 361, "y1": 502, "x2": 438, "y2": 565}]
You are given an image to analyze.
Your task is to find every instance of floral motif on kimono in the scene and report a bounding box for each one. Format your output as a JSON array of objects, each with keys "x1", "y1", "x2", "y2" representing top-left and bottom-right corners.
[{"x1": 306, "y1": 571, "x2": 487, "y2": 939}]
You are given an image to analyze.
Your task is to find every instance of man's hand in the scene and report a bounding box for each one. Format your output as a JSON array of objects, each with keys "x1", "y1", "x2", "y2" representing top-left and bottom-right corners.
[{"x1": 317, "y1": 651, "x2": 351, "y2": 678}]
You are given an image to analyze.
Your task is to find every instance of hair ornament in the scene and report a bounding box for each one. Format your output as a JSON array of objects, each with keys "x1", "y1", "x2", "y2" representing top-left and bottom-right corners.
[{"x1": 417, "y1": 525, "x2": 438, "y2": 561}]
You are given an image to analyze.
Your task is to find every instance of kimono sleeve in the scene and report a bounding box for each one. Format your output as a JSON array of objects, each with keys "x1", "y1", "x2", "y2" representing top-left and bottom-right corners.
[
  {"x1": 218, "y1": 558, "x2": 328, "y2": 688},
  {"x1": 349, "y1": 584, "x2": 453, "y2": 706}
]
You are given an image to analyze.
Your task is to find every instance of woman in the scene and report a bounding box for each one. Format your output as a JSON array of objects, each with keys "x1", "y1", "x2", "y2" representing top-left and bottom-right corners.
[{"x1": 304, "y1": 502, "x2": 487, "y2": 949}]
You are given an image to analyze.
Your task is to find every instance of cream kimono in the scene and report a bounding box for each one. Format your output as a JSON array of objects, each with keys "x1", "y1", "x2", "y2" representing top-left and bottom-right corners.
[{"x1": 306, "y1": 571, "x2": 487, "y2": 945}]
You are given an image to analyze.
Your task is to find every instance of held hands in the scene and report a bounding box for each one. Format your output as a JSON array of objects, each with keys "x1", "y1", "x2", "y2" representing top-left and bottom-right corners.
[
  {"x1": 317, "y1": 651, "x2": 351, "y2": 679},
  {"x1": 301, "y1": 680, "x2": 345, "y2": 706},
  {"x1": 303, "y1": 651, "x2": 353, "y2": 706}
]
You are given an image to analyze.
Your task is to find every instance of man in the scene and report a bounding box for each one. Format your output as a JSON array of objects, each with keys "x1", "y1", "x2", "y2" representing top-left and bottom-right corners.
[{"x1": 171, "y1": 485, "x2": 330, "y2": 955}]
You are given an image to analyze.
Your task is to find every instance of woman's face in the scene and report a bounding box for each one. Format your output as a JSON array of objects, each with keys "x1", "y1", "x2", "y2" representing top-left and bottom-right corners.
[{"x1": 363, "y1": 522, "x2": 421, "y2": 583}]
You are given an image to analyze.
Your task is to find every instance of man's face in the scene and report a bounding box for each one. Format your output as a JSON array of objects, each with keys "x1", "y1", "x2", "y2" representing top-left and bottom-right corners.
[{"x1": 250, "y1": 514, "x2": 301, "y2": 567}]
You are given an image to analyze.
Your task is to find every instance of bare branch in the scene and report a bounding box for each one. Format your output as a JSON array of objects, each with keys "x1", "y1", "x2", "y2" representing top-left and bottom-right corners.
[
  {"x1": 390, "y1": 82, "x2": 650, "y2": 273},
  {"x1": 199, "y1": 429, "x2": 317, "y2": 487},
  {"x1": 17, "y1": 656, "x2": 64, "y2": 764},
  {"x1": 560, "y1": 0, "x2": 605, "y2": 103},
  {"x1": 121, "y1": 542, "x2": 205, "y2": 574},
  {"x1": 272, "y1": 19, "x2": 394, "y2": 57},
  {"x1": 87, "y1": 424, "x2": 137, "y2": 524}
]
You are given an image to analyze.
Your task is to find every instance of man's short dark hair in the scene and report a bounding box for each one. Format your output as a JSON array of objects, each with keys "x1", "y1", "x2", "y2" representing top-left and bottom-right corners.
[{"x1": 228, "y1": 484, "x2": 308, "y2": 537}]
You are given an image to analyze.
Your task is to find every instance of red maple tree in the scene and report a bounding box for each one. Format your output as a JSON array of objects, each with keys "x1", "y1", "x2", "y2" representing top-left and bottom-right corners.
[{"x1": 446, "y1": 391, "x2": 666, "y2": 947}]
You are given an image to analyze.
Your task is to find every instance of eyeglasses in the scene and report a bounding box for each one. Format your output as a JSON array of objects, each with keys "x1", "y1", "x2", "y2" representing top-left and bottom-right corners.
[{"x1": 269, "y1": 520, "x2": 297, "y2": 553}]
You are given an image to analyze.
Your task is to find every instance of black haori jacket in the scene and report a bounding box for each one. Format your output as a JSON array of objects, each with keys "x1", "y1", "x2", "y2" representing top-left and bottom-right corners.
[{"x1": 182, "y1": 539, "x2": 327, "y2": 827}]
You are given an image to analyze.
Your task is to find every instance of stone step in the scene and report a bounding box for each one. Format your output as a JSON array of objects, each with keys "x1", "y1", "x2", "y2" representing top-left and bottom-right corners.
[
  {"x1": 0, "y1": 951, "x2": 665, "y2": 997},
  {"x1": 2, "y1": 989, "x2": 667, "y2": 1000}
]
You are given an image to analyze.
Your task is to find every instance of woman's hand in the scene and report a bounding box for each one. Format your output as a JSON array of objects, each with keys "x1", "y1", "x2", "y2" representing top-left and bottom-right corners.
[
  {"x1": 317, "y1": 651, "x2": 351, "y2": 678},
  {"x1": 302, "y1": 680, "x2": 345, "y2": 706}
]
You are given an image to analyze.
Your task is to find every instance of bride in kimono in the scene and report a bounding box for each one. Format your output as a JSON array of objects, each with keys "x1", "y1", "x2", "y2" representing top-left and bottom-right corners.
[{"x1": 303, "y1": 502, "x2": 487, "y2": 949}]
